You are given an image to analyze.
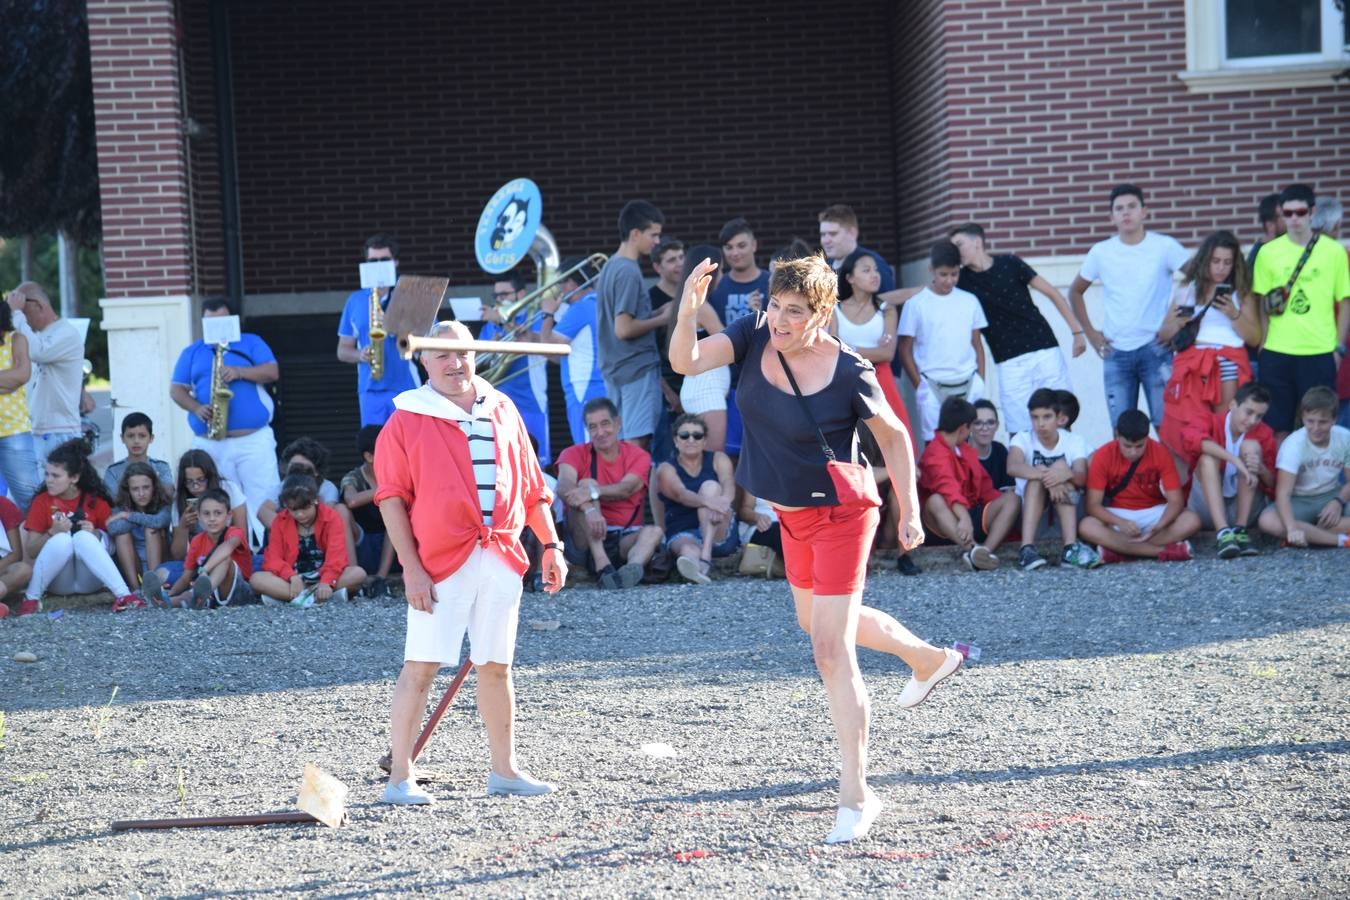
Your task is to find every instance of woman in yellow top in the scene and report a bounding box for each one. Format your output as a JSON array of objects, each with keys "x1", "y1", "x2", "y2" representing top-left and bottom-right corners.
[{"x1": 0, "y1": 300, "x2": 41, "y2": 513}]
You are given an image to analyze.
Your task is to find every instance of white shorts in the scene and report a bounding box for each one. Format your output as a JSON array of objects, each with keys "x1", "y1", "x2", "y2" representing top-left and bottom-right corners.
[
  {"x1": 916, "y1": 372, "x2": 986, "y2": 441},
  {"x1": 997, "y1": 347, "x2": 1072, "y2": 435},
  {"x1": 1106, "y1": 504, "x2": 1166, "y2": 533},
  {"x1": 403, "y1": 546, "x2": 522, "y2": 667},
  {"x1": 679, "y1": 366, "x2": 730, "y2": 414}
]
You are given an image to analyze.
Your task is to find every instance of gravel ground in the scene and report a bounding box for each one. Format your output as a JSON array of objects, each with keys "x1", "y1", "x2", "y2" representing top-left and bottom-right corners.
[{"x1": 1, "y1": 546, "x2": 1347, "y2": 898}]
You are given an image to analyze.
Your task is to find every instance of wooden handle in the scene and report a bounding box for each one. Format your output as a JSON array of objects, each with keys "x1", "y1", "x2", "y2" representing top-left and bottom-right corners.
[
  {"x1": 399, "y1": 336, "x2": 570, "y2": 357},
  {"x1": 111, "y1": 811, "x2": 320, "y2": 831}
]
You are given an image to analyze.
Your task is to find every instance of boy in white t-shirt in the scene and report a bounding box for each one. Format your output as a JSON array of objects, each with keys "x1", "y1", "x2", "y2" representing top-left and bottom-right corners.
[
  {"x1": 898, "y1": 240, "x2": 988, "y2": 440},
  {"x1": 1068, "y1": 184, "x2": 1189, "y2": 429},
  {"x1": 1007, "y1": 388, "x2": 1096, "y2": 570},
  {"x1": 1257, "y1": 387, "x2": 1350, "y2": 548}
]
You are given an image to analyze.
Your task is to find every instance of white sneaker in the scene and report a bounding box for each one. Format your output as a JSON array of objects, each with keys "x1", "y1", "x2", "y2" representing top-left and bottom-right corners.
[
  {"x1": 825, "y1": 791, "x2": 883, "y2": 844},
  {"x1": 896, "y1": 648, "x2": 963, "y2": 709},
  {"x1": 487, "y1": 770, "x2": 556, "y2": 796},
  {"x1": 382, "y1": 778, "x2": 434, "y2": 805}
]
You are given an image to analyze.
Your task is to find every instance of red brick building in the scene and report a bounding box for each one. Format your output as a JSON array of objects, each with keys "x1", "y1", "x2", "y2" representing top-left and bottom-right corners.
[{"x1": 90, "y1": 0, "x2": 1349, "y2": 460}]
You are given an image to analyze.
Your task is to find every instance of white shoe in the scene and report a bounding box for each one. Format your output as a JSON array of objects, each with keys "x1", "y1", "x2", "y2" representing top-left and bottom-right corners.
[
  {"x1": 487, "y1": 770, "x2": 556, "y2": 796},
  {"x1": 896, "y1": 648, "x2": 963, "y2": 709},
  {"x1": 825, "y1": 791, "x2": 883, "y2": 844},
  {"x1": 969, "y1": 544, "x2": 999, "y2": 570},
  {"x1": 382, "y1": 778, "x2": 434, "y2": 805}
]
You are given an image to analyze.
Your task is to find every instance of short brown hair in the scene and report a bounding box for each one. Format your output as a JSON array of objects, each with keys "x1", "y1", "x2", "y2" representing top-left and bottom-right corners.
[
  {"x1": 817, "y1": 204, "x2": 858, "y2": 230},
  {"x1": 769, "y1": 253, "x2": 838, "y2": 314},
  {"x1": 1299, "y1": 385, "x2": 1338, "y2": 418}
]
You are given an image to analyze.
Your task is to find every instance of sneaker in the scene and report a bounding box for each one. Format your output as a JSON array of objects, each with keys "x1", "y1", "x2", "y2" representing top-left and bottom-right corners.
[
  {"x1": 191, "y1": 574, "x2": 215, "y2": 609},
  {"x1": 960, "y1": 548, "x2": 975, "y2": 571},
  {"x1": 330, "y1": 588, "x2": 349, "y2": 604},
  {"x1": 1158, "y1": 540, "x2": 1193, "y2": 562},
  {"x1": 112, "y1": 594, "x2": 147, "y2": 613},
  {"x1": 675, "y1": 555, "x2": 712, "y2": 585},
  {"x1": 140, "y1": 570, "x2": 169, "y2": 608},
  {"x1": 1234, "y1": 526, "x2": 1259, "y2": 556},
  {"x1": 616, "y1": 562, "x2": 644, "y2": 588},
  {"x1": 260, "y1": 594, "x2": 287, "y2": 608},
  {"x1": 896, "y1": 553, "x2": 921, "y2": 577},
  {"x1": 17, "y1": 598, "x2": 40, "y2": 617},
  {"x1": 596, "y1": 565, "x2": 621, "y2": 589},
  {"x1": 1018, "y1": 544, "x2": 1046, "y2": 571},
  {"x1": 968, "y1": 545, "x2": 999, "y2": 570},
  {"x1": 824, "y1": 790, "x2": 884, "y2": 844},
  {"x1": 1216, "y1": 528, "x2": 1241, "y2": 560},
  {"x1": 1096, "y1": 545, "x2": 1128, "y2": 565},
  {"x1": 382, "y1": 778, "x2": 434, "y2": 806},
  {"x1": 486, "y1": 770, "x2": 555, "y2": 797}
]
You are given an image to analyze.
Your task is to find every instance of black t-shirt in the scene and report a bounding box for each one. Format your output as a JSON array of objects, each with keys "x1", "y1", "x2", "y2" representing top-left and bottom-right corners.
[
  {"x1": 957, "y1": 255, "x2": 1058, "y2": 363},
  {"x1": 650, "y1": 285, "x2": 683, "y2": 395},
  {"x1": 976, "y1": 440, "x2": 1013, "y2": 491},
  {"x1": 726, "y1": 315, "x2": 886, "y2": 506}
]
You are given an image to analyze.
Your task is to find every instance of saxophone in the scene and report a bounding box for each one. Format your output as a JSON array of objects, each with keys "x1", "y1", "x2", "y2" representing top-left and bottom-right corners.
[
  {"x1": 367, "y1": 285, "x2": 386, "y2": 381},
  {"x1": 207, "y1": 342, "x2": 233, "y2": 440}
]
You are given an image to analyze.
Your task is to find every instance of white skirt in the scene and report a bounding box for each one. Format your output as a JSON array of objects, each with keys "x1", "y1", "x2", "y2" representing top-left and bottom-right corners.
[{"x1": 679, "y1": 366, "x2": 731, "y2": 415}]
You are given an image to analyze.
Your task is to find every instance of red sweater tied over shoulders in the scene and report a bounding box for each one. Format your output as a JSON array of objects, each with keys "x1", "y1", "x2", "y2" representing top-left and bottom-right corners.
[
  {"x1": 374, "y1": 380, "x2": 552, "y2": 581},
  {"x1": 263, "y1": 503, "x2": 347, "y2": 585}
]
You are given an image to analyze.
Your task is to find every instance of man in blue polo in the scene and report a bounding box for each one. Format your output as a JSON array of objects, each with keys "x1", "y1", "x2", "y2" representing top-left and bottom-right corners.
[
  {"x1": 169, "y1": 299, "x2": 281, "y2": 546},
  {"x1": 337, "y1": 235, "x2": 420, "y2": 426}
]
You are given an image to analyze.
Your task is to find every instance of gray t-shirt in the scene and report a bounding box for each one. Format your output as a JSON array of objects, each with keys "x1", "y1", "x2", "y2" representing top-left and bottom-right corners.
[{"x1": 595, "y1": 256, "x2": 658, "y2": 381}]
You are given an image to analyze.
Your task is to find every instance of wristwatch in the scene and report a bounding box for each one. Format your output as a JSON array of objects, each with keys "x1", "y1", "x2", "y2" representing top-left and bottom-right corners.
[{"x1": 589, "y1": 484, "x2": 600, "y2": 502}]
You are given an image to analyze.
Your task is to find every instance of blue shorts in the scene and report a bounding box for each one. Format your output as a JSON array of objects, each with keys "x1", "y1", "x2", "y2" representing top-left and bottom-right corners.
[{"x1": 666, "y1": 527, "x2": 739, "y2": 558}]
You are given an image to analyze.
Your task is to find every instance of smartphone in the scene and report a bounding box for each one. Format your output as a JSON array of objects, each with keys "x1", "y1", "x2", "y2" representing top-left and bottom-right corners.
[
  {"x1": 1213, "y1": 282, "x2": 1233, "y2": 297},
  {"x1": 1176, "y1": 305, "x2": 1196, "y2": 317},
  {"x1": 186, "y1": 498, "x2": 199, "y2": 511}
]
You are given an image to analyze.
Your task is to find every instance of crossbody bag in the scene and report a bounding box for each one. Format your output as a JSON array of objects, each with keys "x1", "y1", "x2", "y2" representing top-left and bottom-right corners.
[{"x1": 776, "y1": 351, "x2": 881, "y2": 510}]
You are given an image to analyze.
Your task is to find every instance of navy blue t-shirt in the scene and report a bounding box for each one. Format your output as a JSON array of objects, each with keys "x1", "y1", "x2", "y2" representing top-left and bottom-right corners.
[{"x1": 726, "y1": 315, "x2": 885, "y2": 507}]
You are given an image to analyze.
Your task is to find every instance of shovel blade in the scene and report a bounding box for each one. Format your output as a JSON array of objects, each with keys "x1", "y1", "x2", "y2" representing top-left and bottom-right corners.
[
  {"x1": 385, "y1": 275, "x2": 450, "y2": 356},
  {"x1": 297, "y1": 763, "x2": 348, "y2": 828}
]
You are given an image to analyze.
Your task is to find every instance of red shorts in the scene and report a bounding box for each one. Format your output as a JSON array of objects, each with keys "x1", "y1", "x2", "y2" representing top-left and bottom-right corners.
[{"x1": 777, "y1": 503, "x2": 880, "y2": 596}]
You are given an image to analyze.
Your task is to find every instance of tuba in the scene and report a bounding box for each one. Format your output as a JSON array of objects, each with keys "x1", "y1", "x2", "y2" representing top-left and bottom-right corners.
[
  {"x1": 207, "y1": 342, "x2": 233, "y2": 440},
  {"x1": 368, "y1": 285, "x2": 386, "y2": 381}
]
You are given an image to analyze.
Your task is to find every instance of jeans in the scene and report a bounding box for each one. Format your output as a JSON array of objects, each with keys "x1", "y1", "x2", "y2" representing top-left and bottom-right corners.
[
  {"x1": 33, "y1": 430, "x2": 84, "y2": 479},
  {"x1": 1103, "y1": 343, "x2": 1171, "y2": 430},
  {"x1": 0, "y1": 432, "x2": 40, "y2": 512},
  {"x1": 1339, "y1": 398, "x2": 1350, "y2": 431}
]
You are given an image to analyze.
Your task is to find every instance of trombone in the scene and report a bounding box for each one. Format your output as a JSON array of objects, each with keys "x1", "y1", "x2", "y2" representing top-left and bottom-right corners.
[{"x1": 478, "y1": 252, "x2": 607, "y2": 386}]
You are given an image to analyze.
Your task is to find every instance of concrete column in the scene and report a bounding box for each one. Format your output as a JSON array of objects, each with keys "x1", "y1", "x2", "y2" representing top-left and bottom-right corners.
[{"x1": 98, "y1": 296, "x2": 196, "y2": 466}]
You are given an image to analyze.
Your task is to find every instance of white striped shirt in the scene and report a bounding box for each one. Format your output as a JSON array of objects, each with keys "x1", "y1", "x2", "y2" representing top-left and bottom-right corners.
[{"x1": 453, "y1": 395, "x2": 497, "y2": 525}]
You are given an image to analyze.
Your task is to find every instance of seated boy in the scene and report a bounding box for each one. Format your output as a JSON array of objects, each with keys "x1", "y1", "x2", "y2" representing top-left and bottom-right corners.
[
  {"x1": 340, "y1": 424, "x2": 396, "y2": 598},
  {"x1": 152, "y1": 487, "x2": 254, "y2": 608},
  {"x1": 258, "y1": 437, "x2": 360, "y2": 568},
  {"x1": 250, "y1": 473, "x2": 368, "y2": 606},
  {"x1": 102, "y1": 412, "x2": 175, "y2": 498},
  {"x1": 1181, "y1": 381, "x2": 1277, "y2": 558},
  {"x1": 1257, "y1": 386, "x2": 1350, "y2": 549},
  {"x1": 898, "y1": 240, "x2": 988, "y2": 440},
  {"x1": 1080, "y1": 410, "x2": 1201, "y2": 563},
  {"x1": 918, "y1": 397, "x2": 1020, "y2": 570},
  {"x1": 555, "y1": 398, "x2": 664, "y2": 589},
  {"x1": 1008, "y1": 388, "x2": 1096, "y2": 570},
  {"x1": 969, "y1": 399, "x2": 1013, "y2": 491},
  {"x1": 1053, "y1": 389, "x2": 1080, "y2": 431}
]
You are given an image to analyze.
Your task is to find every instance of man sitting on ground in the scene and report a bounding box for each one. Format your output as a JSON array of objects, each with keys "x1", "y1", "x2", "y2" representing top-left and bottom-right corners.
[
  {"x1": 1079, "y1": 410, "x2": 1201, "y2": 563},
  {"x1": 918, "y1": 397, "x2": 1020, "y2": 570},
  {"x1": 1180, "y1": 381, "x2": 1277, "y2": 559},
  {"x1": 555, "y1": 398, "x2": 664, "y2": 589},
  {"x1": 1256, "y1": 386, "x2": 1350, "y2": 549},
  {"x1": 1008, "y1": 388, "x2": 1097, "y2": 571}
]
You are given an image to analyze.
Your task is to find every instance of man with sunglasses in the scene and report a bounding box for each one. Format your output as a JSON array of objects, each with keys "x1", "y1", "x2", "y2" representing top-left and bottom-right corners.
[
  {"x1": 1252, "y1": 184, "x2": 1350, "y2": 440},
  {"x1": 337, "y1": 235, "x2": 420, "y2": 427}
]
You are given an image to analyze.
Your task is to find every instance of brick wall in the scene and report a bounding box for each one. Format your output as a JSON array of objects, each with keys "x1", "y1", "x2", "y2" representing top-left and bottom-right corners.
[
  {"x1": 937, "y1": 0, "x2": 1350, "y2": 263},
  {"x1": 180, "y1": 0, "x2": 225, "y2": 298},
  {"x1": 87, "y1": 0, "x2": 193, "y2": 297},
  {"x1": 219, "y1": 0, "x2": 901, "y2": 296},
  {"x1": 892, "y1": 0, "x2": 951, "y2": 260}
]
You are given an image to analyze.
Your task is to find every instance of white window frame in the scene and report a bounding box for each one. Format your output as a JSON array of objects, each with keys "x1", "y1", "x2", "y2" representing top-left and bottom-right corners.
[{"x1": 1181, "y1": 0, "x2": 1348, "y2": 93}]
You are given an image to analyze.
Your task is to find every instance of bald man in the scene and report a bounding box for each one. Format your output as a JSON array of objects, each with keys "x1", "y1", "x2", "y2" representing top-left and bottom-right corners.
[
  {"x1": 5, "y1": 282, "x2": 84, "y2": 474},
  {"x1": 374, "y1": 320, "x2": 566, "y2": 805}
]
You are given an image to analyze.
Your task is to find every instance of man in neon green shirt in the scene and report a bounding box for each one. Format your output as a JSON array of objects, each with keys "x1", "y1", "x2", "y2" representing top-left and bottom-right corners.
[{"x1": 1252, "y1": 183, "x2": 1350, "y2": 440}]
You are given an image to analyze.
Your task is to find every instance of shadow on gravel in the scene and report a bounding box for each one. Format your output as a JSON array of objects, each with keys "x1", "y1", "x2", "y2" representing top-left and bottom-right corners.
[{"x1": 627, "y1": 739, "x2": 1349, "y2": 807}]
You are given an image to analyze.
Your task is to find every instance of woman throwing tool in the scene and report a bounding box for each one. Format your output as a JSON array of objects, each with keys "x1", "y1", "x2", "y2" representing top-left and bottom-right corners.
[{"x1": 670, "y1": 254, "x2": 963, "y2": 844}]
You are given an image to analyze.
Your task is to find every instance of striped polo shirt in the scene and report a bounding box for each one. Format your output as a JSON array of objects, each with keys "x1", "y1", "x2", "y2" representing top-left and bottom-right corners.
[{"x1": 454, "y1": 395, "x2": 498, "y2": 525}]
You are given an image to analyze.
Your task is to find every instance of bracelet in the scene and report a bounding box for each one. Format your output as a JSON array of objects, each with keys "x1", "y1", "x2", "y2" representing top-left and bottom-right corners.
[
  {"x1": 1337, "y1": 344, "x2": 1347, "y2": 355},
  {"x1": 543, "y1": 541, "x2": 563, "y2": 551},
  {"x1": 541, "y1": 312, "x2": 555, "y2": 321},
  {"x1": 1072, "y1": 331, "x2": 1084, "y2": 335}
]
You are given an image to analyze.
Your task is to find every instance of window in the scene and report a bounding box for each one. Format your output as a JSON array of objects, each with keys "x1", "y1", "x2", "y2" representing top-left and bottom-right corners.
[{"x1": 1182, "y1": 0, "x2": 1348, "y2": 92}]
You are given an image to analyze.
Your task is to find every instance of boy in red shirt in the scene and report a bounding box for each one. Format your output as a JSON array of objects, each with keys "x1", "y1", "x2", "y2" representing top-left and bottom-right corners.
[
  {"x1": 251, "y1": 473, "x2": 366, "y2": 606},
  {"x1": 157, "y1": 488, "x2": 254, "y2": 608},
  {"x1": 1080, "y1": 410, "x2": 1201, "y2": 562},
  {"x1": 918, "y1": 398, "x2": 1020, "y2": 570},
  {"x1": 1180, "y1": 381, "x2": 1277, "y2": 559}
]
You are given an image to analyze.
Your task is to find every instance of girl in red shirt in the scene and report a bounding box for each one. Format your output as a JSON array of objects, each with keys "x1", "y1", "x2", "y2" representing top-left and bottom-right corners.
[{"x1": 21, "y1": 439, "x2": 139, "y2": 613}]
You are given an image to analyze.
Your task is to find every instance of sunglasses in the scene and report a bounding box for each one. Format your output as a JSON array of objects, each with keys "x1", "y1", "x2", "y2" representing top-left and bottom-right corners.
[
  {"x1": 973, "y1": 420, "x2": 998, "y2": 427},
  {"x1": 1281, "y1": 207, "x2": 1310, "y2": 218},
  {"x1": 676, "y1": 431, "x2": 706, "y2": 440}
]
